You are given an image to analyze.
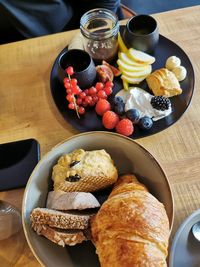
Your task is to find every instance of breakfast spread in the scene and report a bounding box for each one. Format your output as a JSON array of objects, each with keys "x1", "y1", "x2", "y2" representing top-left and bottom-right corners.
[
  {"x1": 30, "y1": 149, "x2": 170, "y2": 266},
  {"x1": 58, "y1": 11, "x2": 190, "y2": 138},
  {"x1": 91, "y1": 174, "x2": 170, "y2": 267}
]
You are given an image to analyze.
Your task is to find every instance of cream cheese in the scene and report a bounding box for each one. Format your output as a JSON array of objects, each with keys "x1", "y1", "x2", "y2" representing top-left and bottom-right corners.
[{"x1": 116, "y1": 87, "x2": 172, "y2": 121}]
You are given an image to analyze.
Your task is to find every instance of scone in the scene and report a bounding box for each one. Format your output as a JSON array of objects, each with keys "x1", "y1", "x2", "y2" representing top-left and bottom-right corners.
[
  {"x1": 146, "y1": 68, "x2": 182, "y2": 97},
  {"x1": 52, "y1": 149, "x2": 118, "y2": 192}
]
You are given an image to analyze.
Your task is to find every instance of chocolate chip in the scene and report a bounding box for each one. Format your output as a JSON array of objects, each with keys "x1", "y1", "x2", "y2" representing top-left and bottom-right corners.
[
  {"x1": 66, "y1": 174, "x2": 81, "y2": 182},
  {"x1": 69, "y1": 161, "x2": 80, "y2": 168}
]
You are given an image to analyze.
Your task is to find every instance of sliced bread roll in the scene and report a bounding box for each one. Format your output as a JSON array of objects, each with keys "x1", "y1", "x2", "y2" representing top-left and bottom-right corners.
[
  {"x1": 32, "y1": 223, "x2": 87, "y2": 246},
  {"x1": 46, "y1": 191, "x2": 100, "y2": 210},
  {"x1": 30, "y1": 208, "x2": 93, "y2": 230}
]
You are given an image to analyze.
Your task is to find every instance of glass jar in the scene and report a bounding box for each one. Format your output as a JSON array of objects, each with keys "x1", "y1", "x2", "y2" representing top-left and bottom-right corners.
[{"x1": 80, "y1": 8, "x2": 119, "y2": 64}]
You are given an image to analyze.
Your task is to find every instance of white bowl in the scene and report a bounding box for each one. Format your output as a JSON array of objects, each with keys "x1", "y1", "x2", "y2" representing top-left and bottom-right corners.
[{"x1": 22, "y1": 131, "x2": 174, "y2": 267}]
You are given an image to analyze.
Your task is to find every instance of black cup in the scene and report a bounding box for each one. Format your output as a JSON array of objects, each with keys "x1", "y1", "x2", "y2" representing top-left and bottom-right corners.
[
  {"x1": 58, "y1": 49, "x2": 96, "y2": 89},
  {"x1": 123, "y1": 14, "x2": 159, "y2": 53}
]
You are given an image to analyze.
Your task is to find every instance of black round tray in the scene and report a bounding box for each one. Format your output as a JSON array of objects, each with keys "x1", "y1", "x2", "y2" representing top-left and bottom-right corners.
[{"x1": 50, "y1": 33, "x2": 194, "y2": 139}]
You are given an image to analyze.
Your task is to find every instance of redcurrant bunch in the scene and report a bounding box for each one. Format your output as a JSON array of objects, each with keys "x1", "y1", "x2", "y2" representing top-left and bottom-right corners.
[{"x1": 64, "y1": 66, "x2": 114, "y2": 117}]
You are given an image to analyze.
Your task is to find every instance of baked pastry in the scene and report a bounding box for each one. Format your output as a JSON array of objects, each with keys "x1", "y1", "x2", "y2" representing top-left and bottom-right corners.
[
  {"x1": 46, "y1": 191, "x2": 100, "y2": 210},
  {"x1": 52, "y1": 149, "x2": 118, "y2": 192},
  {"x1": 146, "y1": 68, "x2": 182, "y2": 97},
  {"x1": 30, "y1": 208, "x2": 92, "y2": 230},
  {"x1": 91, "y1": 174, "x2": 170, "y2": 267},
  {"x1": 32, "y1": 223, "x2": 87, "y2": 247}
]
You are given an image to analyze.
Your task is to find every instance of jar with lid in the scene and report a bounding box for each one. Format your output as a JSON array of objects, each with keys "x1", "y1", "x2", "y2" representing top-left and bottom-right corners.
[{"x1": 80, "y1": 8, "x2": 119, "y2": 64}]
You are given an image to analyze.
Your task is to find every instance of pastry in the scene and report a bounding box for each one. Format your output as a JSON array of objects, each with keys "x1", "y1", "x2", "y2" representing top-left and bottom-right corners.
[
  {"x1": 91, "y1": 174, "x2": 170, "y2": 267},
  {"x1": 146, "y1": 68, "x2": 182, "y2": 97},
  {"x1": 52, "y1": 149, "x2": 118, "y2": 192},
  {"x1": 46, "y1": 191, "x2": 100, "y2": 210}
]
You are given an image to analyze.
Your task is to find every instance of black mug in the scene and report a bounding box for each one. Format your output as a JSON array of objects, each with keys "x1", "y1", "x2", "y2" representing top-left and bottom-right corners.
[
  {"x1": 123, "y1": 14, "x2": 159, "y2": 53},
  {"x1": 58, "y1": 49, "x2": 96, "y2": 89}
]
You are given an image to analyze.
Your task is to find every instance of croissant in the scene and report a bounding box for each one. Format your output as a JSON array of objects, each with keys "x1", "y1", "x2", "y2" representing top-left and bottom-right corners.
[
  {"x1": 146, "y1": 68, "x2": 182, "y2": 97},
  {"x1": 91, "y1": 174, "x2": 170, "y2": 267}
]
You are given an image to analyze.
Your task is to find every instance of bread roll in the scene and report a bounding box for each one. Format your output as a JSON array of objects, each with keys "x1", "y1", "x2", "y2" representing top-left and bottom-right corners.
[{"x1": 91, "y1": 174, "x2": 170, "y2": 267}]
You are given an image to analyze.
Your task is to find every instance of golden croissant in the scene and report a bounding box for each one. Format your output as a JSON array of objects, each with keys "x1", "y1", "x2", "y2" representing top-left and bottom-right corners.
[{"x1": 91, "y1": 174, "x2": 170, "y2": 267}]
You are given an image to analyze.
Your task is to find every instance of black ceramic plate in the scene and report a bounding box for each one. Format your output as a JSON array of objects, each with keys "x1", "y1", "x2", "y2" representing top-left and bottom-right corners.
[
  {"x1": 50, "y1": 33, "x2": 194, "y2": 139},
  {"x1": 169, "y1": 209, "x2": 200, "y2": 267}
]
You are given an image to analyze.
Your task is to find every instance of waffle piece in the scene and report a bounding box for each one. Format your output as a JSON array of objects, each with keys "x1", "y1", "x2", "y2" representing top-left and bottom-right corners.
[
  {"x1": 32, "y1": 223, "x2": 87, "y2": 246},
  {"x1": 30, "y1": 208, "x2": 92, "y2": 230},
  {"x1": 46, "y1": 191, "x2": 100, "y2": 210},
  {"x1": 52, "y1": 149, "x2": 118, "y2": 192},
  {"x1": 146, "y1": 68, "x2": 182, "y2": 97}
]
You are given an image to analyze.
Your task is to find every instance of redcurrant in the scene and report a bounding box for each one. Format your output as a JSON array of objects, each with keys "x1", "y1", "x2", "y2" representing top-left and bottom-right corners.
[
  {"x1": 97, "y1": 90, "x2": 107, "y2": 99},
  {"x1": 95, "y1": 82, "x2": 104, "y2": 91},
  {"x1": 68, "y1": 102, "x2": 75, "y2": 109},
  {"x1": 78, "y1": 106, "x2": 85, "y2": 115},
  {"x1": 66, "y1": 66, "x2": 74, "y2": 76}
]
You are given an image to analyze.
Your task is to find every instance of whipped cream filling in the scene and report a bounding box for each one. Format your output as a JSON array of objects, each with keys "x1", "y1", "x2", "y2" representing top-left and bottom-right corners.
[{"x1": 116, "y1": 87, "x2": 172, "y2": 121}]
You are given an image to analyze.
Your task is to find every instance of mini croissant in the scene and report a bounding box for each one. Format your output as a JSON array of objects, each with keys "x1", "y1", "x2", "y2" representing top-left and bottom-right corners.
[
  {"x1": 146, "y1": 68, "x2": 182, "y2": 97},
  {"x1": 91, "y1": 174, "x2": 170, "y2": 267}
]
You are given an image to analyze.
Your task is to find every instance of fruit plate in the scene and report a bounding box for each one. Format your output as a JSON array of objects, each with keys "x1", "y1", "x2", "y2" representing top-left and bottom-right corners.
[{"x1": 50, "y1": 33, "x2": 194, "y2": 139}]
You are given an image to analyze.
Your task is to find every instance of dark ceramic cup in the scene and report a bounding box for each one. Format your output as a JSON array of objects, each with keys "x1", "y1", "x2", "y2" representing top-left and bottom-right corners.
[
  {"x1": 123, "y1": 14, "x2": 159, "y2": 53},
  {"x1": 58, "y1": 49, "x2": 96, "y2": 89}
]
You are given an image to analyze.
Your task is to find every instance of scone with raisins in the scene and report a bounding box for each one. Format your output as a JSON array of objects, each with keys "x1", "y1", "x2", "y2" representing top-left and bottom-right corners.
[{"x1": 52, "y1": 149, "x2": 118, "y2": 192}]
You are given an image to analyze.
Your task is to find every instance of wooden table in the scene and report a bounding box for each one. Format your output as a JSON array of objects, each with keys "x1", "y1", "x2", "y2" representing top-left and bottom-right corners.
[{"x1": 0, "y1": 5, "x2": 199, "y2": 266}]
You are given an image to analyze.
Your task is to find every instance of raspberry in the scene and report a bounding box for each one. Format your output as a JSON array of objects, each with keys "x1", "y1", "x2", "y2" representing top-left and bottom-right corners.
[
  {"x1": 102, "y1": 111, "x2": 119, "y2": 130},
  {"x1": 95, "y1": 99, "x2": 111, "y2": 116},
  {"x1": 116, "y1": 119, "x2": 134, "y2": 136}
]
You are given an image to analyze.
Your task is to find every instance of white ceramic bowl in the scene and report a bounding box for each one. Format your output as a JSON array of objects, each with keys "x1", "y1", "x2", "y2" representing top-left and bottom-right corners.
[{"x1": 22, "y1": 131, "x2": 174, "y2": 267}]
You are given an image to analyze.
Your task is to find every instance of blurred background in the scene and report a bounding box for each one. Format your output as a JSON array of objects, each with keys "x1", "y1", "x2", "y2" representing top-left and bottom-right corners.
[{"x1": 122, "y1": 0, "x2": 199, "y2": 14}]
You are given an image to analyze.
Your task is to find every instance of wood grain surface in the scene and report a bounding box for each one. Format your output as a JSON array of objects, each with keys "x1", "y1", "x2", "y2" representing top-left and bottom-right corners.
[{"x1": 0, "y1": 5, "x2": 199, "y2": 266}]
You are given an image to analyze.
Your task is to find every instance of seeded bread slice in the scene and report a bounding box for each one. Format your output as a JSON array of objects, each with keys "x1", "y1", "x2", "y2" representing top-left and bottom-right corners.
[
  {"x1": 32, "y1": 223, "x2": 87, "y2": 246},
  {"x1": 30, "y1": 208, "x2": 92, "y2": 230},
  {"x1": 46, "y1": 191, "x2": 100, "y2": 210}
]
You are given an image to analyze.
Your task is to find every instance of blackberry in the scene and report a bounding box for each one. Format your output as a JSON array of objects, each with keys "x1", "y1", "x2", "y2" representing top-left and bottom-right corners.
[{"x1": 151, "y1": 96, "x2": 171, "y2": 111}]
